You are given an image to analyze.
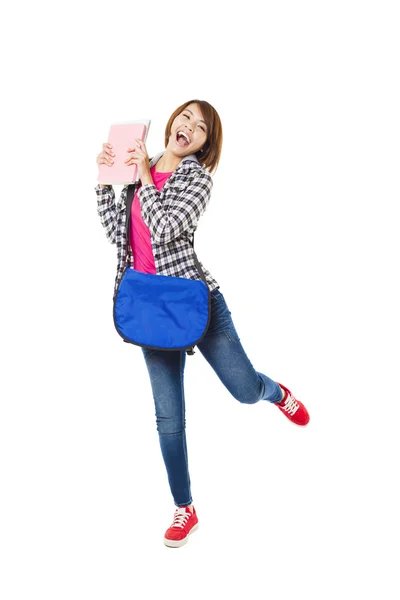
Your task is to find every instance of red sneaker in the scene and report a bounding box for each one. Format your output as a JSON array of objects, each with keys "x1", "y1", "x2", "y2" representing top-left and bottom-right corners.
[
  {"x1": 164, "y1": 505, "x2": 199, "y2": 548},
  {"x1": 275, "y1": 382, "x2": 310, "y2": 426}
]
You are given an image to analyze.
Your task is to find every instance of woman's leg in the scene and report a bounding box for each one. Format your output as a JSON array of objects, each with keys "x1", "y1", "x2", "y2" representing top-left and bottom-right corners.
[
  {"x1": 196, "y1": 289, "x2": 283, "y2": 404},
  {"x1": 141, "y1": 346, "x2": 193, "y2": 508}
]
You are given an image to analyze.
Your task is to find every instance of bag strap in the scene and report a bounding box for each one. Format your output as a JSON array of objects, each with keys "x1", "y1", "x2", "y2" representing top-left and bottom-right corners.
[{"x1": 124, "y1": 177, "x2": 209, "y2": 286}]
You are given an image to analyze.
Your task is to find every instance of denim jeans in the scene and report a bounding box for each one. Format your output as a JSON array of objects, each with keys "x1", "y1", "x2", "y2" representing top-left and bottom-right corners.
[{"x1": 141, "y1": 287, "x2": 283, "y2": 508}]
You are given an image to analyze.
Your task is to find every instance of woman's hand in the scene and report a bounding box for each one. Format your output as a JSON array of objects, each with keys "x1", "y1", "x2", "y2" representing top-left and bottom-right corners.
[
  {"x1": 96, "y1": 142, "x2": 114, "y2": 168},
  {"x1": 125, "y1": 138, "x2": 153, "y2": 184},
  {"x1": 96, "y1": 142, "x2": 115, "y2": 188}
]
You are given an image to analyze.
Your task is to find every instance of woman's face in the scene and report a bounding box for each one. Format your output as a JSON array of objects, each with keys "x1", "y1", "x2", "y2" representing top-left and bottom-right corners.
[{"x1": 167, "y1": 103, "x2": 208, "y2": 157}]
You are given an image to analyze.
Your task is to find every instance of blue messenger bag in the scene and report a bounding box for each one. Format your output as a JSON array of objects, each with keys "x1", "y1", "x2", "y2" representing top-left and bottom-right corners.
[{"x1": 113, "y1": 183, "x2": 211, "y2": 356}]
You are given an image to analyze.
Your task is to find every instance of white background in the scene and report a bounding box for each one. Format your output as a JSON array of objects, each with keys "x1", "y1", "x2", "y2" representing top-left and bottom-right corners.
[{"x1": 1, "y1": 0, "x2": 399, "y2": 598}]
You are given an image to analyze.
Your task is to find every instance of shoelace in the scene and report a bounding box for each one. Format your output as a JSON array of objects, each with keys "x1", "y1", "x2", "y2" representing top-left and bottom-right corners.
[
  {"x1": 171, "y1": 508, "x2": 191, "y2": 529},
  {"x1": 281, "y1": 392, "x2": 299, "y2": 416}
]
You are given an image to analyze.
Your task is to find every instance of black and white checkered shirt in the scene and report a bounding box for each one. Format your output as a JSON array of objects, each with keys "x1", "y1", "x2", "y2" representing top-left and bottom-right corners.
[{"x1": 95, "y1": 150, "x2": 220, "y2": 300}]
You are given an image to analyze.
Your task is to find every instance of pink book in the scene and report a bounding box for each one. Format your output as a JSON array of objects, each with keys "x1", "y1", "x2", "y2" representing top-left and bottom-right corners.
[{"x1": 97, "y1": 120, "x2": 151, "y2": 185}]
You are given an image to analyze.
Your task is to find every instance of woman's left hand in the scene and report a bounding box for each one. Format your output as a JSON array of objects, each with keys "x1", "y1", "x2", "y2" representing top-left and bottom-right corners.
[{"x1": 125, "y1": 138, "x2": 151, "y2": 183}]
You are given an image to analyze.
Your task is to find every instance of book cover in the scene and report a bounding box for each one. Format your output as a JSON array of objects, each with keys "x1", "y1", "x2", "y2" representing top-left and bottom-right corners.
[{"x1": 97, "y1": 120, "x2": 151, "y2": 184}]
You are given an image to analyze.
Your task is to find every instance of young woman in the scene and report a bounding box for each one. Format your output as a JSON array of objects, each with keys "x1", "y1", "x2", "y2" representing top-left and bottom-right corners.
[{"x1": 95, "y1": 99, "x2": 310, "y2": 548}]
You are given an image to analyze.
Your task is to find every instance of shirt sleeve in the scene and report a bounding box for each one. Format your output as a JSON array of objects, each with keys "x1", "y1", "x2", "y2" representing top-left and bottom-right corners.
[
  {"x1": 137, "y1": 170, "x2": 213, "y2": 245},
  {"x1": 94, "y1": 184, "x2": 118, "y2": 244}
]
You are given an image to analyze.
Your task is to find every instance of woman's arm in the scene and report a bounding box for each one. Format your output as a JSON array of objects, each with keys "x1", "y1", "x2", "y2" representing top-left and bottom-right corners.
[{"x1": 138, "y1": 170, "x2": 213, "y2": 245}]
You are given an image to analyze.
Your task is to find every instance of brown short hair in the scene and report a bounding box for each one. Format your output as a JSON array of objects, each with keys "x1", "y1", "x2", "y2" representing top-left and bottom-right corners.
[{"x1": 164, "y1": 99, "x2": 223, "y2": 176}]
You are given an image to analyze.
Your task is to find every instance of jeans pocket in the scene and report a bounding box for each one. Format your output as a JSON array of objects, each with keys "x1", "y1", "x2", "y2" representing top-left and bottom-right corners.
[
  {"x1": 208, "y1": 292, "x2": 236, "y2": 336},
  {"x1": 211, "y1": 288, "x2": 222, "y2": 300}
]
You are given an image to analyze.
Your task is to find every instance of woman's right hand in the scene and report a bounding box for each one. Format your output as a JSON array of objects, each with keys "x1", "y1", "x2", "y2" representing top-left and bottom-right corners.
[{"x1": 96, "y1": 143, "x2": 115, "y2": 188}]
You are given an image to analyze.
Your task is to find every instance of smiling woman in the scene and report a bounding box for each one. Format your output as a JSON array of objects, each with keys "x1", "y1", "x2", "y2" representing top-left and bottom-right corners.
[{"x1": 94, "y1": 98, "x2": 310, "y2": 549}]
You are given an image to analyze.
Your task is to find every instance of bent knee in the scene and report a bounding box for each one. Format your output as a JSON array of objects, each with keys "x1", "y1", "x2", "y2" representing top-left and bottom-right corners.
[
  {"x1": 228, "y1": 386, "x2": 259, "y2": 405},
  {"x1": 156, "y1": 416, "x2": 185, "y2": 435}
]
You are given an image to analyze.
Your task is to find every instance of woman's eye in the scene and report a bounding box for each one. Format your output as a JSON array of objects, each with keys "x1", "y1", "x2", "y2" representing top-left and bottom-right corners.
[{"x1": 183, "y1": 114, "x2": 206, "y2": 132}]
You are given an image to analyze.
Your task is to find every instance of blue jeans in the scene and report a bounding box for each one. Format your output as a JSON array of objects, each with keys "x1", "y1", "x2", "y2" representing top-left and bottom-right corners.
[{"x1": 141, "y1": 287, "x2": 283, "y2": 508}]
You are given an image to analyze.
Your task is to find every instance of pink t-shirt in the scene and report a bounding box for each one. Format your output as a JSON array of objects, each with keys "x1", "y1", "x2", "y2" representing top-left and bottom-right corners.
[{"x1": 129, "y1": 164, "x2": 173, "y2": 274}]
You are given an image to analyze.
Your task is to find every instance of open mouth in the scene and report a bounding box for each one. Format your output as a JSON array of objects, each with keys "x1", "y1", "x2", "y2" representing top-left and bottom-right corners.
[{"x1": 175, "y1": 130, "x2": 190, "y2": 147}]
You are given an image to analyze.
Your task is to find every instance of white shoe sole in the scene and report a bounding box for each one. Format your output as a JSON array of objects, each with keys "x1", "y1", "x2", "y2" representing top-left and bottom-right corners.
[{"x1": 164, "y1": 523, "x2": 199, "y2": 548}]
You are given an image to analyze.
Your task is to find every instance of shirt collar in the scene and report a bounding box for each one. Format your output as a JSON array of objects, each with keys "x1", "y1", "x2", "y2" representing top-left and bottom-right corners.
[{"x1": 149, "y1": 150, "x2": 200, "y2": 170}]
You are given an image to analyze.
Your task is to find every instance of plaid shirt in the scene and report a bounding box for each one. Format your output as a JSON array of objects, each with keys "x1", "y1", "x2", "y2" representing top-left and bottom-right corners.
[{"x1": 95, "y1": 150, "x2": 220, "y2": 299}]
